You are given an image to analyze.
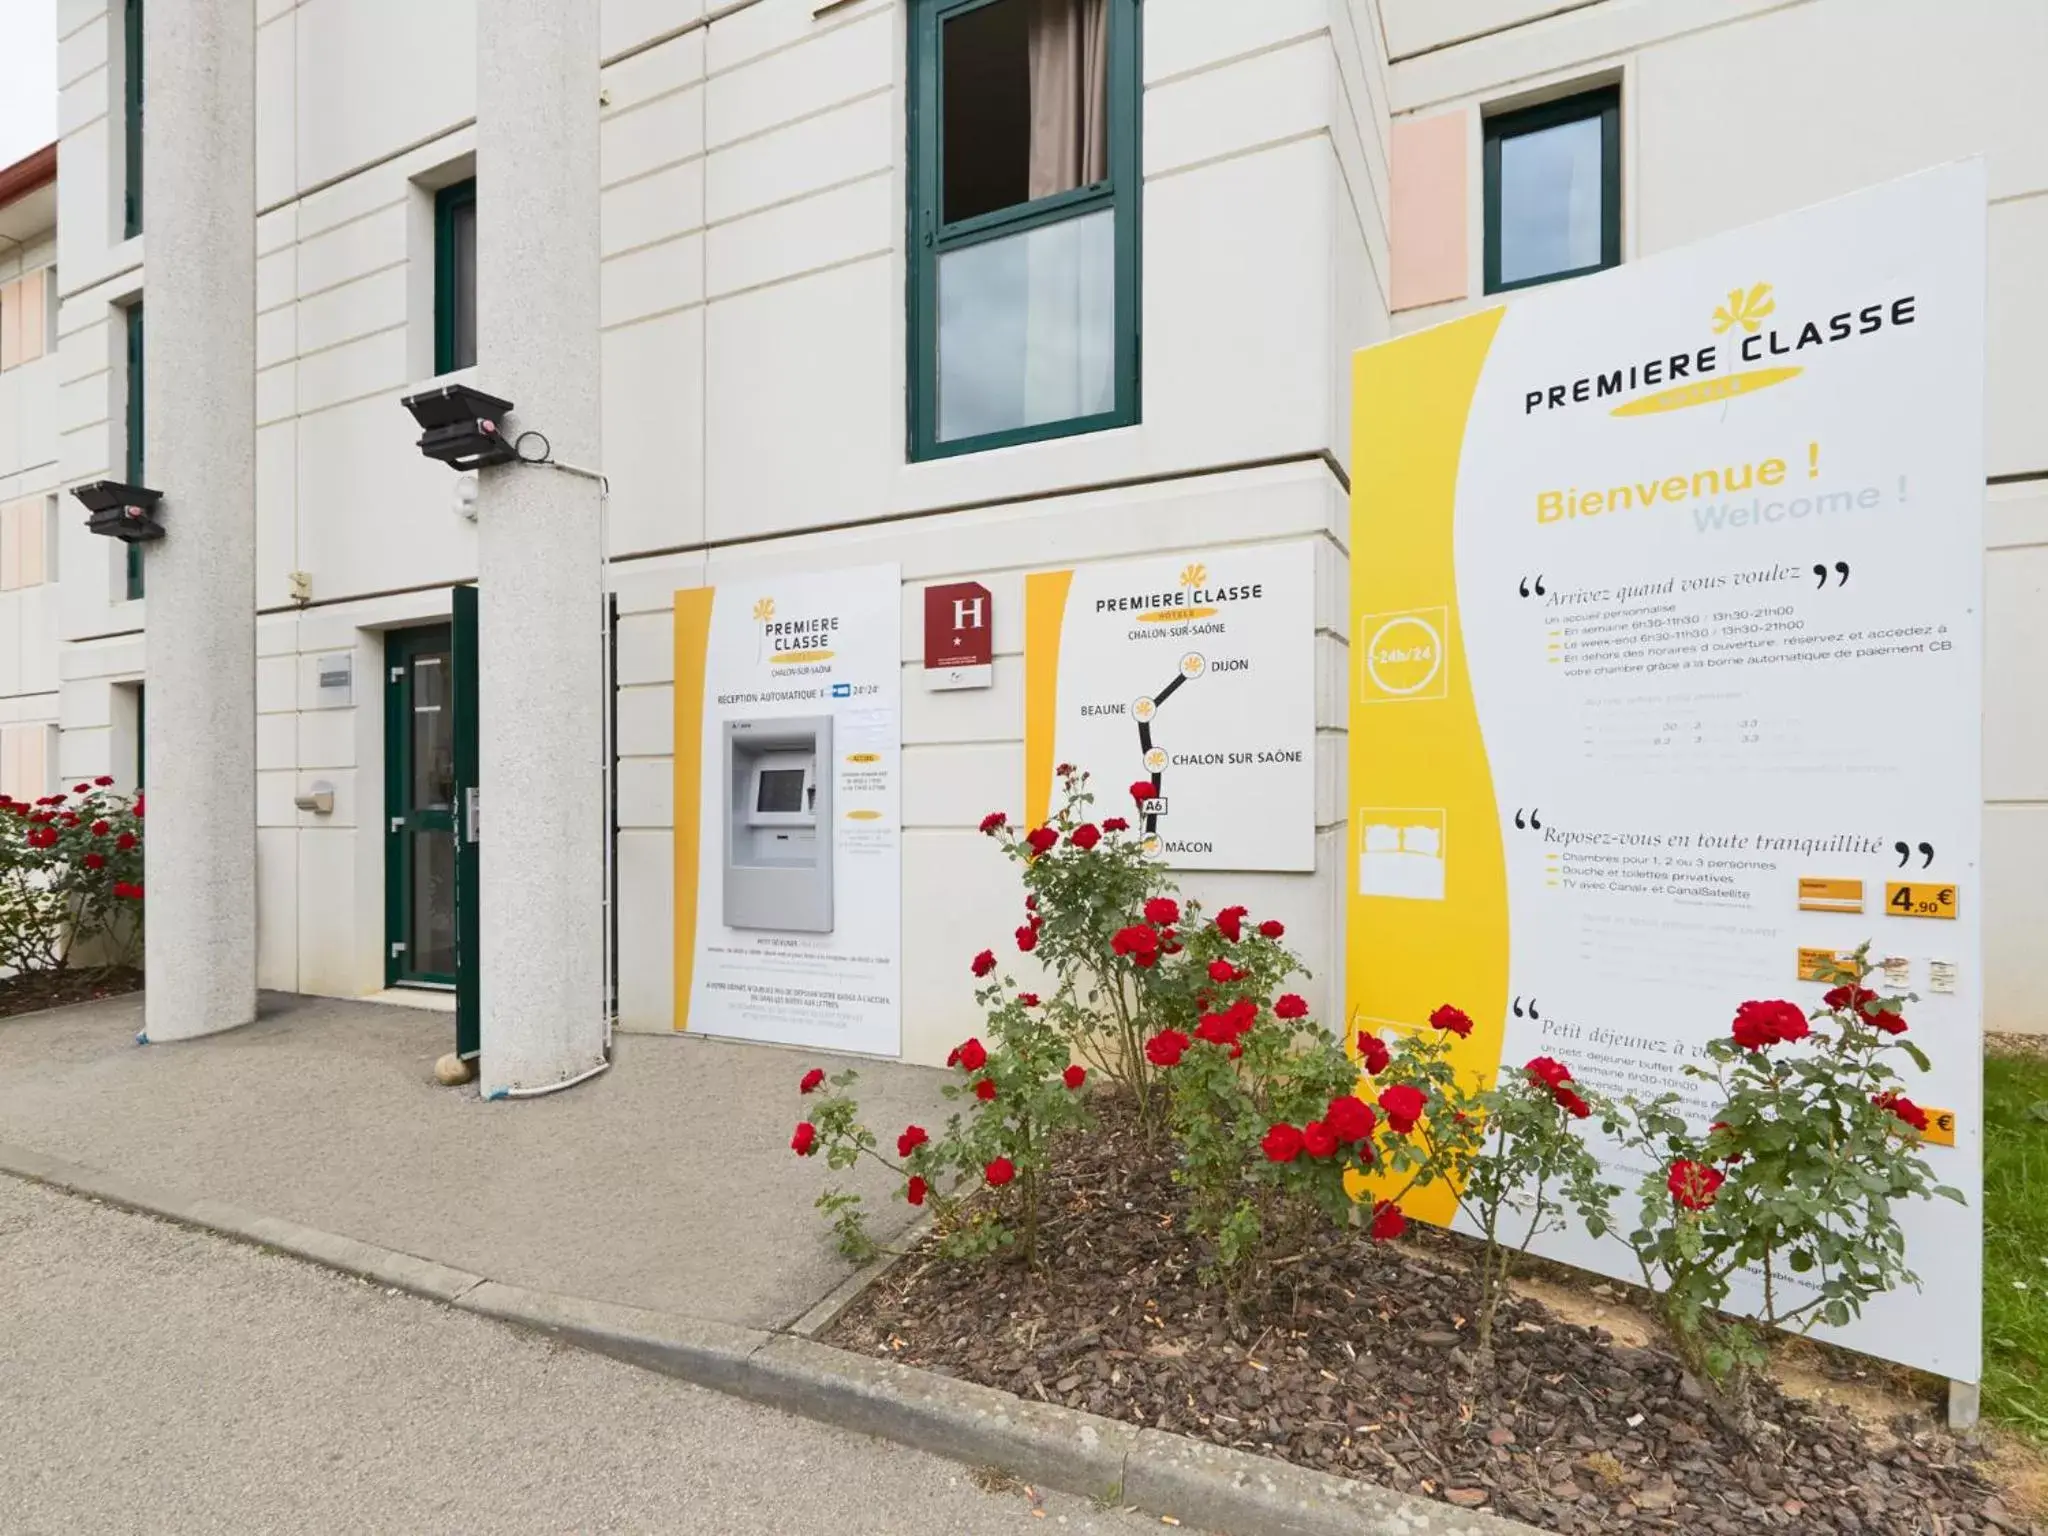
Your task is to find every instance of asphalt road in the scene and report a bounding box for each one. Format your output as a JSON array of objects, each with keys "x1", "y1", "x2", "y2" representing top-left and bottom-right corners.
[{"x1": 0, "y1": 1178, "x2": 1173, "y2": 1536}]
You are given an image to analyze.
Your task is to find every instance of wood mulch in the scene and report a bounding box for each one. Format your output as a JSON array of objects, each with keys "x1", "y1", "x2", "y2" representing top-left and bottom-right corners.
[
  {"x1": 0, "y1": 966, "x2": 142, "y2": 1020},
  {"x1": 826, "y1": 1108, "x2": 2024, "y2": 1535}
]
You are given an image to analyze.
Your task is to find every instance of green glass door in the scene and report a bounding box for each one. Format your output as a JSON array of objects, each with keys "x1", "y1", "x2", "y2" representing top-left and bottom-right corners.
[
  {"x1": 452, "y1": 586, "x2": 479, "y2": 1059},
  {"x1": 386, "y1": 625, "x2": 458, "y2": 987}
]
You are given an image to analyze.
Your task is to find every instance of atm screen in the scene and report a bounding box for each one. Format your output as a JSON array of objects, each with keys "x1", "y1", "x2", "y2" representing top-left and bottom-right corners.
[{"x1": 756, "y1": 767, "x2": 808, "y2": 815}]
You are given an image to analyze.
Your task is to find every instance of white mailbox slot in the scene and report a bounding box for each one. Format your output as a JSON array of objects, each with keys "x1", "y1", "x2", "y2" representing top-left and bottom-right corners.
[{"x1": 723, "y1": 715, "x2": 833, "y2": 932}]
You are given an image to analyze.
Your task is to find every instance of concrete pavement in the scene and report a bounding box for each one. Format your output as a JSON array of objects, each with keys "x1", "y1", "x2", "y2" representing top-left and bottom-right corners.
[
  {"x1": 0, "y1": 1177, "x2": 1172, "y2": 1535},
  {"x1": 0, "y1": 992, "x2": 951, "y2": 1331}
]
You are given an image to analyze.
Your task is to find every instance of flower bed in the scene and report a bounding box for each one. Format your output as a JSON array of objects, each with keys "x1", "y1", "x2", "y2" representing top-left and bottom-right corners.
[
  {"x1": 786, "y1": 766, "x2": 2002, "y2": 1532},
  {"x1": 826, "y1": 1107, "x2": 2005, "y2": 1535}
]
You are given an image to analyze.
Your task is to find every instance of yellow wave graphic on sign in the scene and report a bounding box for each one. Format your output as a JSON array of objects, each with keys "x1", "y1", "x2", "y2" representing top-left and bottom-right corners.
[
  {"x1": 770, "y1": 649, "x2": 835, "y2": 664},
  {"x1": 1137, "y1": 605, "x2": 1218, "y2": 624},
  {"x1": 1610, "y1": 365, "x2": 1801, "y2": 417},
  {"x1": 844, "y1": 809, "x2": 882, "y2": 820}
]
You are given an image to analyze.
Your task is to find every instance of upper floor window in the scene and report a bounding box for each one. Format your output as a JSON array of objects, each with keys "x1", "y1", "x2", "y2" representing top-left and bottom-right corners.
[
  {"x1": 908, "y1": 0, "x2": 1140, "y2": 461},
  {"x1": 0, "y1": 267, "x2": 50, "y2": 371},
  {"x1": 435, "y1": 179, "x2": 477, "y2": 373},
  {"x1": 124, "y1": 0, "x2": 144, "y2": 239},
  {"x1": 0, "y1": 496, "x2": 53, "y2": 590},
  {"x1": 1483, "y1": 86, "x2": 1619, "y2": 294},
  {"x1": 124, "y1": 301, "x2": 144, "y2": 601}
]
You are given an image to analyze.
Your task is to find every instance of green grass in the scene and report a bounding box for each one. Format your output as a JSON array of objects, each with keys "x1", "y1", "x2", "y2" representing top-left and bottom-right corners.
[{"x1": 1985, "y1": 1049, "x2": 2048, "y2": 1438}]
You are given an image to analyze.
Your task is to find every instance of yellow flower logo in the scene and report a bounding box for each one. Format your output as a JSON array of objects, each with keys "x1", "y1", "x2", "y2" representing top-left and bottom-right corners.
[
  {"x1": 1711, "y1": 282, "x2": 1776, "y2": 336},
  {"x1": 1179, "y1": 562, "x2": 1207, "y2": 588},
  {"x1": 752, "y1": 597, "x2": 775, "y2": 622}
]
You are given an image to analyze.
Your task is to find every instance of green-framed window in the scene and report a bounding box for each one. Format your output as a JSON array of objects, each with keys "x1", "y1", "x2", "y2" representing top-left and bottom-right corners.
[
  {"x1": 434, "y1": 179, "x2": 477, "y2": 374},
  {"x1": 1482, "y1": 85, "x2": 1620, "y2": 295},
  {"x1": 123, "y1": 0, "x2": 143, "y2": 239},
  {"x1": 124, "y1": 301, "x2": 143, "y2": 601},
  {"x1": 907, "y1": 0, "x2": 1141, "y2": 461}
]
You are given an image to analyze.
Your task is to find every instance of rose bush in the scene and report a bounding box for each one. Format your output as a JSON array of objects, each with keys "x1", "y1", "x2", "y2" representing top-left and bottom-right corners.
[
  {"x1": 1606, "y1": 947, "x2": 1960, "y2": 1403},
  {"x1": 792, "y1": 962, "x2": 1090, "y2": 1266},
  {"x1": 0, "y1": 779, "x2": 144, "y2": 976}
]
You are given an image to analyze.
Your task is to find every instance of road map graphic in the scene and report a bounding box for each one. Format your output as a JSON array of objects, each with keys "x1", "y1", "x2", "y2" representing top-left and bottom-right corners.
[{"x1": 1131, "y1": 651, "x2": 1207, "y2": 841}]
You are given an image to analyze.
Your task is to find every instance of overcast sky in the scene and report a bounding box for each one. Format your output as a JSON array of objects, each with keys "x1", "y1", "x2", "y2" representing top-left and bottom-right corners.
[{"x1": 0, "y1": 0, "x2": 58, "y2": 169}]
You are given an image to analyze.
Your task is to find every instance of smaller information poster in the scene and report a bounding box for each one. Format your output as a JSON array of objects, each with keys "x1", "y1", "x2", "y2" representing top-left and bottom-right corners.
[
  {"x1": 672, "y1": 564, "x2": 902, "y2": 1057},
  {"x1": 1025, "y1": 543, "x2": 1316, "y2": 871}
]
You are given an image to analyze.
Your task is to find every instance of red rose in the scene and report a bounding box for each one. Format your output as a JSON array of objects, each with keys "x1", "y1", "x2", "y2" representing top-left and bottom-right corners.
[
  {"x1": 906, "y1": 1176, "x2": 929, "y2": 1206},
  {"x1": 1018, "y1": 992, "x2": 1040, "y2": 1008},
  {"x1": 791, "y1": 1123, "x2": 818, "y2": 1156},
  {"x1": 1378, "y1": 1083, "x2": 1426, "y2": 1135},
  {"x1": 1128, "y1": 780, "x2": 1155, "y2": 806},
  {"x1": 1063, "y1": 1064, "x2": 1086, "y2": 1090},
  {"x1": 1325, "y1": 1094, "x2": 1376, "y2": 1144},
  {"x1": 1732, "y1": 999, "x2": 1809, "y2": 1051},
  {"x1": 1258, "y1": 919, "x2": 1284, "y2": 939},
  {"x1": 1554, "y1": 1088, "x2": 1591, "y2": 1119},
  {"x1": 1429, "y1": 1004, "x2": 1474, "y2": 1038},
  {"x1": 1825, "y1": 987, "x2": 1906, "y2": 1033},
  {"x1": 134, "y1": 796, "x2": 143, "y2": 817},
  {"x1": 1055, "y1": 762, "x2": 1076, "y2": 778},
  {"x1": 1160, "y1": 929, "x2": 1182, "y2": 955},
  {"x1": 1261, "y1": 1123, "x2": 1304, "y2": 1163},
  {"x1": 971, "y1": 949, "x2": 997, "y2": 978},
  {"x1": 897, "y1": 1125, "x2": 929, "y2": 1158},
  {"x1": 116, "y1": 832, "x2": 137, "y2": 850},
  {"x1": 1225, "y1": 997, "x2": 1257, "y2": 1030},
  {"x1": 979, "y1": 811, "x2": 1008, "y2": 835},
  {"x1": 984, "y1": 1157, "x2": 1015, "y2": 1187},
  {"x1": 1025, "y1": 826, "x2": 1059, "y2": 856},
  {"x1": 1868, "y1": 1010, "x2": 1908, "y2": 1036},
  {"x1": 73, "y1": 784, "x2": 89, "y2": 795},
  {"x1": 1015, "y1": 924, "x2": 1037, "y2": 953},
  {"x1": 1214, "y1": 905, "x2": 1247, "y2": 942},
  {"x1": 799, "y1": 1067, "x2": 826, "y2": 1094},
  {"x1": 84, "y1": 852, "x2": 106, "y2": 870},
  {"x1": 91, "y1": 820, "x2": 110, "y2": 837},
  {"x1": 1273, "y1": 993, "x2": 1308, "y2": 1021},
  {"x1": 1524, "y1": 1056, "x2": 1572, "y2": 1090},
  {"x1": 60, "y1": 814, "x2": 78, "y2": 827},
  {"x1": 1110, "y1": 924, "x2": 1160, "y2": 967},
  {"x1": 1101, "y1": 816, "x2": 1128, "y2": 832},
  {"x1": 1369, "y1": 1200, "x2": 1407, "y2": 1242},
  {"x1": 1357, "y1": 1033, "x2": 1391, "y2": 1075},
  {"x1": 1302, "y1": 1120, "x2": 1339, "y2": 1159},
  {"x1": 1143, "y1": 897, "x2": 1180, "y2": 927},
  {"x1": 1823, "y1": 984, "x2": 1872, "y2": 1013},
  {"x1": 94, "y1": 775, "x2": 114, "y2": 787},
  {"x1": 1667, "y1": 1159, "x2": 1724, "y2": 1211},
  {"x1": 1069, "y1": 823, "x2": 1101, "y2": 851},
  {"x1": 1144, "y1": 1029, "x2": 1189, "y2": 1067},
  {"x1": 1872, "y1": 1091, "x2": 1930, "y2": 1131},
  {"x1": 973, "y1": 1076, "x2": 997, "y2": 1101},
  {"x1": 1193, "y1": 1014, "x2": 1234, "y2": 1049},
  {"x1": 1207, "y1": 958, "x2": 1239, "y2": 984},
  {"x1": 954, "y1": 1038, "x2": 988, "y2": 1072}
]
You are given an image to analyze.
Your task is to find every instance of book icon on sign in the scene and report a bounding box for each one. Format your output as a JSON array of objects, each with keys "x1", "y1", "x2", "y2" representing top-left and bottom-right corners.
[{"x1": 1358, "y1": 808, "x2": 1446, "y2": 902}]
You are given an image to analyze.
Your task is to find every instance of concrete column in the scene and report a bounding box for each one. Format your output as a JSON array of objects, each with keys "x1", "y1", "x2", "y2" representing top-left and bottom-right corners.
[
  {"x1": 139, "y1": 0, "x2": 256, "y2": 1043},
  {"x1": 474, "y1": 1, "x2": 608, "y2": 1095}
]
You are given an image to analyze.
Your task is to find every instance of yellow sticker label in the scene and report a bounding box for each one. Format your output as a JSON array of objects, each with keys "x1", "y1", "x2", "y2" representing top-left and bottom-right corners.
[
  {"x1": 1921, "y1": 1106, "x2": 1957, "y2": 1147},
  {"x1": 1885, "y1": 882, "x2": 1959, "y2": 920},
  {"x1": 843, "y1": 809, "x2": 882, "y2": 820},
  {"x1": 1797, "y1": 877, "x2": 1864, "y2": 914},
  {"x1": 1797, "y1": 947, "x2": 1850, "y2": 982},
  {"x1": 845, "y1": 753, "x2": 879, "y2": 764}
]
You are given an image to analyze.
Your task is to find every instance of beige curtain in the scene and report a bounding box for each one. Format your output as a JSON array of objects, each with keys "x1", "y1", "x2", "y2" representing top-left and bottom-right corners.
[{"x1": 1025, "y1": 0, "x2": 1109, "y2": 201}]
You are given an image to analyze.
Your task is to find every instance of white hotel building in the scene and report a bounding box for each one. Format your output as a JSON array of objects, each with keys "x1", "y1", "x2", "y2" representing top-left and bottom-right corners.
[{"x1": 0, "y1": 0, "x2": 2040, "y2": 1077}]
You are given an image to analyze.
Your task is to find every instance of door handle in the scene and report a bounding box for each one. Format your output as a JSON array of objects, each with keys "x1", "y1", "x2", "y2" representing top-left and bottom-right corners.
[{"x1": 390, "y1": 815, "x2": 406, "y2": 833}]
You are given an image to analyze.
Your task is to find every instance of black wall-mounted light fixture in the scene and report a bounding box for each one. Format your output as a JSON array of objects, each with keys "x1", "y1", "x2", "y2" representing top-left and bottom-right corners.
[
  {"x1": 71, "y1": 480, "x2": 165, "y2": 542},
  {"x1": 399, "y1": 383, "x2": 519, "y2": 471}
]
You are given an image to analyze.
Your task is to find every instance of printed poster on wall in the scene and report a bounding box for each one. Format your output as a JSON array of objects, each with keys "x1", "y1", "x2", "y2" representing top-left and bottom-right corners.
[
  {"x1": 1347, "y1": 163, "x2": 1986, "y2": 1380},
  {"x1": 1024, "y1": 543, "x2": 1316, "y2": 871},
  {"x1": 673, "y1": 564, "x2": 901, "y2": 1057}
]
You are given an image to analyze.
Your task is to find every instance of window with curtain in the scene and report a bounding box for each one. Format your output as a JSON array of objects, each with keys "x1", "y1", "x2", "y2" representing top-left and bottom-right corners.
[
  {"x1": 1483, "y1": 86, "x2": 1620, "y2": 294},
  {"x1": 909, "y1": 0, "x2": 1139, "y2": 460}
]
